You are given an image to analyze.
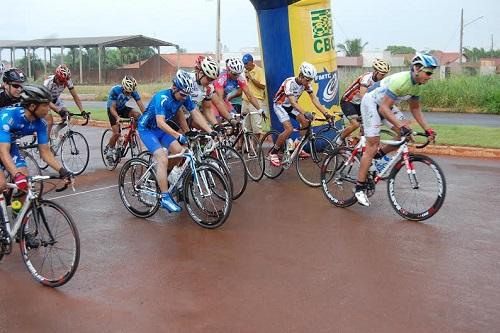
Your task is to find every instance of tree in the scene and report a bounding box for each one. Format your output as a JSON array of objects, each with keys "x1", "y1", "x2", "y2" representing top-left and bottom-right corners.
[
  {"x1": 15, "y1": 54, "x2": 44, "y2": 80},
  {"x1": 385, "y1": 45, "x2": 416, "y2": 54},
  {"x1": 336, "y1": 39, "x2": 367, "y2": 57},
  {"x1": 463, "y1": 47, "x2": 500, "y2": 62}
]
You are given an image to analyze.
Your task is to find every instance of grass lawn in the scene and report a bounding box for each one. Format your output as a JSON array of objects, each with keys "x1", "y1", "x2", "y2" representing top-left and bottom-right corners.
[{"x1": 68, "y1": 107, "x2": 499, "y2": 149}]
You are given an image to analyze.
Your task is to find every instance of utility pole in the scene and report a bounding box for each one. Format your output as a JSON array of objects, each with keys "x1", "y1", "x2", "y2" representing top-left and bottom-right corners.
[
  {"x1": 216, "y1": 0, "x2": 221, "y2": 64},
  {"x1": 491, "y1": 34, "x2": 494, "y2": 53},
  {"x1": 459, "y1": 8, "x2": 464, "y2": 65}
]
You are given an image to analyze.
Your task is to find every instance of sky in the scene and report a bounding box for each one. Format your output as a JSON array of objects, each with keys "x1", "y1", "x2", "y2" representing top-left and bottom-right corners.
[{"x1": 1, "y1": 0, "x2": 499, "y2": 55}]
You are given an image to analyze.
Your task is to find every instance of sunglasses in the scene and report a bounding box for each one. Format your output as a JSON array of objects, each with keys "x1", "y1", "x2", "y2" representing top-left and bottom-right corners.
[
  {"x1": 10, "y1": 83, "x2": 23, "y2": 89},
  {"x1": 423, "y1": 70, "x2": 434, "y2": 76},
  {"x1": 179, "y1": 91, "x2": 190, "y2": 97}
]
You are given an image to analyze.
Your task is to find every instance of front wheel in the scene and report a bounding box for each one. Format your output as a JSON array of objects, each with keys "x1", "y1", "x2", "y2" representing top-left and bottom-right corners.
[
  {"x1": 100, "y1": 129, "x2": 119, "y2": 171},
  {"x1": 183, "y1": 163, "x2": 232, "y2": 229},
  {"x1": 387, "y1": 154, "x2": 446, "y2": 221},
  {"x1": 60, "y1": 131, "x2": 89, "y2": 175},
  {"x1": 20, "y1": 200, "x2": 80, "y2": 287},
  {"x1": 296, "y1": 135, "x2": 336, "y2": 187},
  {"x1": 119, "y1": 158, "x2": 160, "y2": 218},
  {"x1": 241, "y1": 133, "x2": 265, "y2": 182},
  {"x1": 215, "y1": 145, "x2": 247, "y2": 200},
  {"x1": 260, "y1": 130, "x2": 284, "y2": 179}
]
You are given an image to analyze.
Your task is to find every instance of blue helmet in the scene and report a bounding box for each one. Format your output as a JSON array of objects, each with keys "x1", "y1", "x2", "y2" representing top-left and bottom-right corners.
[
  {"x1": 411, "y1": 52, "x2": 439, "y2": 69},
  {"x1": 173, "y1": 70, "x2": 195, "y2": 95}
]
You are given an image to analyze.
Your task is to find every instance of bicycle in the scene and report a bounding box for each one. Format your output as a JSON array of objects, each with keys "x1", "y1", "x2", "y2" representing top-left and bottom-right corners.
[
  {"x1": 101, "y1": 117, "x2": 142, "y2": 171},
  {"x1": 222, "y1": 110, "x2": 265, "y2": 182},
  {"x1": 260, "y1": 116, "x2": 336, "y2": 187},
  {"x1": 0, "y1": 175, "x2": 80, "y2": 287},
  {"x1": 320, "y1": 132, "x2": 446, "y2": 221},
  {"x1": 21, "y1": 111, "x2": 91, "y2": 176},
  {"x1": 118, "y1": 133, "x2": 233, "y2": 229}
]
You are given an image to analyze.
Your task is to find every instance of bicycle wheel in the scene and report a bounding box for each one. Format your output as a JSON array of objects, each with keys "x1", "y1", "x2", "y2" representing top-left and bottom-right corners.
[
  {"x1": 202, "y1": 156, "x2": 234, "y2": 199},
  {"x1": 20, "y1": 150, "x2": 44, "y2": 194},
  {"x1": 183, "y1": 163, "x2": 232, "y2": 229},
  {"x1": 242, "y1": 133, "x2": 265, "y2": 182},
  {"x1": 296, "y1": 135, "x2": 336, "y2": 187},
  {"x1": 260, "y1": 130, "x2": 284, "y2": 179},
  {"x1": 119, "y1": 158, "x2": 160, "y2": 218},
  {"x1": 321, "y1": 147, "x2": 359, "y2": 208},
  {"x1": 60, "y1": 131, "x2": 89, "y2": 175},
  {"x1": 100, "y1": 129, "x2": 119, "y2": 171},
  {"x1": 137, "y1": 151, "x2": 154, "y2": 163},
  {"x1": 20, "y1": 200, "x2": 80, "y2": 287},
  {"x1": 130, "y1": 133, "x2": 142, "y2": 158},
  {"x1": 387, "y1": 154, "x2": 446, "y2": 221},
  {"x1": 216, "y1": 145, "x2": 247, "y2": 200}
]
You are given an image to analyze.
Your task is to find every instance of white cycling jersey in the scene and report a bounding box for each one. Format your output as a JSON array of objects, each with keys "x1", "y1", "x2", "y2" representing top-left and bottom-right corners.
[
  {"x1": 188, "y1": 72, "x2": 215, "y2": 105},
  {"x1": 273, "y1": 77, "x2": 313, "y2": 108},
  {"x1": 43, "y1": 75, "x2": 74, "y2": 102}
]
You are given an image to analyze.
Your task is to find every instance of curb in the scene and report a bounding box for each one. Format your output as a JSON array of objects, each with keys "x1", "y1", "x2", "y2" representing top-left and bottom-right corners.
[{"x1": 69, "y1": 118, "x2": 500, "y2": 159}]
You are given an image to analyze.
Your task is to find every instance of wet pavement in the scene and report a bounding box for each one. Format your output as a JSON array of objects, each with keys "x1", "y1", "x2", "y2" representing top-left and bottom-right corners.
[{"x1": 1, "y1": 126, "x2": 500, "y2": 332}]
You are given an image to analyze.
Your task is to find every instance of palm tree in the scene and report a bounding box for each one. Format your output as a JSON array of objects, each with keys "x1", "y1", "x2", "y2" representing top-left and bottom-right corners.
[{"x1": 336, "y1": 38, "x2": 368, "y2": 57}]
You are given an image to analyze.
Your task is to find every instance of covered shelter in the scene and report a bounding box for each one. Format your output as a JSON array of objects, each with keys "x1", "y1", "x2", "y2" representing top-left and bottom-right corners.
[{"x1": 0, "y1": 35, "x2": 179, "y2": 83}]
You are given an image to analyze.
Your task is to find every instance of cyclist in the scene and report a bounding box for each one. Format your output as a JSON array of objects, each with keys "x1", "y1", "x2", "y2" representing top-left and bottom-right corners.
[
  {"x1": 354, "y1": 52, "x2": 438, "y2": 207},
  {"x1": 0, "y1": 84, "x2": 72, "y2": 196},
  {"x1": 0, "y1": 68, "x2": 26, "y2": 108},
  {"x1": 137, "y1": 70, "x2": 217, "y2": 213},
  {"x1": 268, "y1": 61, "x2": 331, "y2": 167},
  {"x1": 187, "y1": 56, "x2": 235, "y2": 131},
  {"x1": 336, "y1": 58, "x2": 391, "y2": 145},
  {"x1": 104, "y1": 75, "x2": 145, "y2": 162},
  {"x1": 43, "y1": 64, "x2": 86, "y2": 139},
  {"x1": 212, "y1": 57, "x2": 264, "y2": 124}
]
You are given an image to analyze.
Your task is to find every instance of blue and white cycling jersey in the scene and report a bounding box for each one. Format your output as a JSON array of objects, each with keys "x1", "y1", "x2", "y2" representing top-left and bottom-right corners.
[
  {"x1": 0, "y1": 107, "x2": 49, "y2": 144},
  {"x1": 106, "y1": 85, "x2": 141, "y2": 110},
  {"x1": 138, "y1": 89, "x2": 196, "y2": 129}
]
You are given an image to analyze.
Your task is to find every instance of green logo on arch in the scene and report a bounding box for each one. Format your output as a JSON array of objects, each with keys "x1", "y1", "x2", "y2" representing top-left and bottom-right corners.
[{"x1": 311, "y1": 9, "x2": 334, "y2": 54}]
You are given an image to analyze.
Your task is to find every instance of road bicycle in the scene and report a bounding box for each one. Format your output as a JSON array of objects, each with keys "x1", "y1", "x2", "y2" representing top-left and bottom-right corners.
[
  {"x1": 0, "y1": 175, "x2": 80, "y2": 287},
  {"x1": 118, "y1": 133, "x2": 232, "y2": 229},
  {"x1": 222, "y1": 110, "x2": 265, "y2": 182},
  {"x1": 320, "y1": 132, "x2": 446, "y2": 221},
  {"x1": 21, "y1": 111, "x2": 91, "y2": 176},
  {"x1": 101, "y1": 117, "x2": 142, "y2": 171},
  {"x1": 260, "y1": 116, "x2": 336, "y2": 187}
]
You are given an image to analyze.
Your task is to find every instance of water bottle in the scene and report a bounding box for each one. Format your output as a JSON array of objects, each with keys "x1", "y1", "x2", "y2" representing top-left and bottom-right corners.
[
  {"x1": 168, "y1": 166, "x2": 182, "y2": 185},
  {"x1": 375, "y1": 155, "x2": 391, "y2": 173},
  {"x1": 286, "y1": 138, "x2": 294, "y2": 153},
  {"x1": 11, "y1": 200, "x2": 22, "y2": 218}
]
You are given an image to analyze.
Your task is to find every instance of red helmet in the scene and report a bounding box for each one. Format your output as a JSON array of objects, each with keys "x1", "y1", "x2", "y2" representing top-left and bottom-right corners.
[{"x1": 55, "y1": 65, "x2": 71, "y2": 82}]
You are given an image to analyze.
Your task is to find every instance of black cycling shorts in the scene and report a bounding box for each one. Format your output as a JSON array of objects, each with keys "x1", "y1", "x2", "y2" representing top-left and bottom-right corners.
[
  {"x1": 107, "y1": 106, "x2": 133, "y2": 126},
  {"x1": 340, "y1": 100, "x2": 361, "y2": 120}
]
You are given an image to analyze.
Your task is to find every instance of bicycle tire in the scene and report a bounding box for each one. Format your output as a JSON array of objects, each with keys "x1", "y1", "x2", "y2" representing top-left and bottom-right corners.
[
  {"x1": 130, "y1": 133, "x2": 142, "y2": 158},
  {"x1": 387, "y1": 154, "x2": 446, "y2": 221},
  {"x1": 137, "y1": 151, "x2": 154, "y2": 163},
  {"x1": 183, "y1": 163, "x2": 232, "y2": 229},
  {"x1": 216, "y1": 145, "x2": 247, "y2": 200},
  {"x1": 118, "y1": 158, "x2": 160, "y2": 218},
  {"x1": 20, "y1": 200, "x2": 80, "y2": 287},
  {"x1": 60, "y1": 131, "x2": 90, "y2": 175},
  {"x1": 260, "y1": 130, "x2": 284, "y2": 179},
  {"x1": 296, "y1": 135, "x2": 336, "y2": 187},
  {"x1": 321, "y1": 147, "x2": 359, "y2": 208},
  {"x1": 19, "y1": 150, "x2": 44, "y2": 195},
  {"x1": 242, "y1": 133, "x2": 265, "y2": 182},
  {"x1": 202, "y1": 156, "x2": 234, "y2": 199},
  {"x1": 100, "y1": 129, "x2": 119, "y2": 171}
]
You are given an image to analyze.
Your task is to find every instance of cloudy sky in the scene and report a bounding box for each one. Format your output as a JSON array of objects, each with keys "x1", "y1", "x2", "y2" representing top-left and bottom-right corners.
[{"x1": 2, "y1": 0, "x2": 498, "y2": 54}]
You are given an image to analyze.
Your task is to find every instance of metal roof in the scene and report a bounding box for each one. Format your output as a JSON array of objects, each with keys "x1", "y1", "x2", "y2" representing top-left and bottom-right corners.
[{"x1": 0, "y1": 35, "x2": 177, "y2": 49}]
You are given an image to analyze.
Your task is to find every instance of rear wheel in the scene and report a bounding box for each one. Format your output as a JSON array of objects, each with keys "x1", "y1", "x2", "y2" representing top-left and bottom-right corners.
[
  {"x1": 296, "y1": 135, "x2": 335, "y2": 187},
  {"x1": 215, "y1": 145, "x2": 247, "y2": 200},
  {"x1": 20, "y1": 200, "x2": 80, "y2": 287},
  {"x1": 118, "y1": 158, "x2": 160, "y2": 218},
  {"x1": 387, "y1": 154, "x2": 446, "y2": 221},
  {"x1": 260, "y1": 130, "x2": 284, "y2": 179},
  {"x1": 241, "y1": 133, "x2": 264, "y2": 181},
  {"x1": 101, "y1": 129, "x2": 119, "y2": 171}
]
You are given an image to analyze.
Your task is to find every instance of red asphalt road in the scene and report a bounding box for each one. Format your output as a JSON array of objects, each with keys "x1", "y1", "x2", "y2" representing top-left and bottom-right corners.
[{"x1": 1, "y1": 126, "x2": 499, "y2": 332}]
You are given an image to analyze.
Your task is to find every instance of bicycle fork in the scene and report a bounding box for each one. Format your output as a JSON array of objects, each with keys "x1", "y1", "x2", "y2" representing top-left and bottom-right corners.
[{"x1": 402, "y1": 150, "x2": 419, "y2": 189}]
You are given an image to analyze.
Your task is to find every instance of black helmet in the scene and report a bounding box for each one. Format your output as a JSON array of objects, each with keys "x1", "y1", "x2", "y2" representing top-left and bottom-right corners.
[
  {"x1": 3, "y1": 68, "x2": 26, "y2": 83},
  {"x1": 20, "y1": 84, "x2": 52, "y2": 105}
]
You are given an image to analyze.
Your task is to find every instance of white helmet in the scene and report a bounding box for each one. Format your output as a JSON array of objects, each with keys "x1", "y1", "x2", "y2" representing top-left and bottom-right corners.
[
  {"x1": 226, "y1": 58, "x2": 244, "y2": 75},
  {"x1": 372, "y1": 58, "x2": 391, "y2": 74},
  {"x1": 122, "y1": 76, "x2": 137, "y2": 93},
  {"x1": 200, "y1": 57, "x2": 220, "y2": 79},
  {"x1": 299, "y1": 62, "x2": 317, "y2": 80}
]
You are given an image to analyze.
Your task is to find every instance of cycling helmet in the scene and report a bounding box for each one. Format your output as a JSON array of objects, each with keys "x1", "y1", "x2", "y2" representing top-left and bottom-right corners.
[
  {"x1": 411, "y1": 52, "x2": 439, "y2": 69},
  {"x1": 20, "y1": 84, "x2": 52, "y2": 105},
  {"x1": 122, "y1": 75, "x2": 137, "y2": 93},
  {"x1": 226, "y1": 57, "x2": 244, "y2": 75},
  {"x1": 372, "y1": 58, "x2": 391, "y2": 74},
  {"x1": 173, "y1": 70, "x2": 195, "y2": 95},
  {"x1": 299, "y1": 62, "x2": 317, "y2": 80},
  {"x1": 200, "y1": 57, "x2": 220, "y2": 79},
  {"x1": 55, "y1": 64, "x2": 71, "y2": 82},
  {"x1": 3, "y1": 68, "x2": 26, "y2": 83}
]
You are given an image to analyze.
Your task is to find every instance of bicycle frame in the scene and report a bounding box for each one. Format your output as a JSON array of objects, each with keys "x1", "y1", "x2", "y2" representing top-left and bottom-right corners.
[{"x1": 118, "y1": 118, "x2": 138, "y2": 158}]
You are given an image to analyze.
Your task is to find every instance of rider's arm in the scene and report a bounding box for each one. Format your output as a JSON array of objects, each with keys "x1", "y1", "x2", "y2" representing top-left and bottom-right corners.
[
  {"x1": 0, "y1": 142, "x2": 19, "y2": 176},
  {"x1": 136, "y1": 99, "x2": 146, "y2": 114},
  {"x1": 227, "y1": 88, "x2": 242, "y2": 102},
  {"x1": 308, "y1": 92, "x2": 330, "y2": 117},
  {"x1": 202, "y1": 100, "x2": 219, "y2": 126},
  {"x1": 109, "y1": 101, "x2": 120, "y2": 121},
  {"x1": 49, "y1": 102, "x2": 60, "y2": 112},
  {"x1": 191, "y1": 109, "x2": 214, "y2": 133},
  {"x1": 69, "y1": 87, "x2": 84, "y2": 113},
  {"x1": 408, "y1": 98, "x2": 431, "y2": 131},
  {"x1": 359, "y1": 86, "x2": 369, "y2": 99},
  {"x1": 378, "y1": 95, "x2": 403, "y2": 128},
  {"x1": 39, "y1": 144, "x2": 64, "y2": 171},
  {"x1": 211, "y1": 93, "x2": 232, "y2": 121},
  {"x1": 156, "y1": 115, "x2": 181, "y2": 138},
  {"x1": 241, "y1": 85, "x2": 261, "y2": 110},
  {"x1": 288, "y1": 95, "x2": 306, "y2": 114}
]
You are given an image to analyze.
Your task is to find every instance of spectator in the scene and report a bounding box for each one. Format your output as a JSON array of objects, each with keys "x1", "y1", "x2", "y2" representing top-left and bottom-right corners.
[{"x1": 242, "y1": 53, "x2": 266, "y2": 139}]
